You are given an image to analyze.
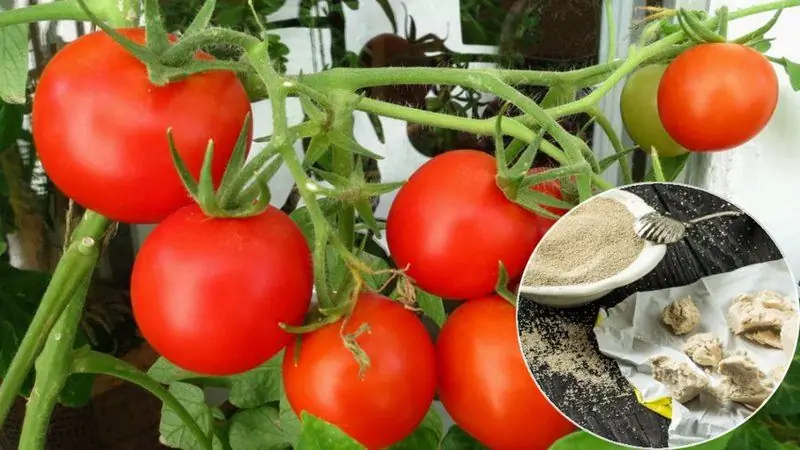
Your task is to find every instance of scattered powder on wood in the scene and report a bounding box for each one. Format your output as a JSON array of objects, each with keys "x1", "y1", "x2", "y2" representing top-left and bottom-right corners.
[{"x1": 522, "y1": 197, "x2": 645, "y2": 287}]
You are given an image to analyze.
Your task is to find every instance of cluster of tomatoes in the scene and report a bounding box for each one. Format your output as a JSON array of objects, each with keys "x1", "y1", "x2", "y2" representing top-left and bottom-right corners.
[
  {"x1": 622, "y1": 42, "x2": 779, "y2": 156},
  {"x1": 31, "y1": 27, "x2": 576, "y2": 448}
]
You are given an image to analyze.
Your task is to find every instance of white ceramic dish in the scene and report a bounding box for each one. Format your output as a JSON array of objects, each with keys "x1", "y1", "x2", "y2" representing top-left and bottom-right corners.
[{"x1": 518, "y1": 189, "x2": 667, "y2": 308}]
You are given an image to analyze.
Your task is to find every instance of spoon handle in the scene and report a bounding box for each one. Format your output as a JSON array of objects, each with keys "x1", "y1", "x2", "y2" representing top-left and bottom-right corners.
[{"x1": 686, "y1": 210, "x2": 744, "y2": 225}]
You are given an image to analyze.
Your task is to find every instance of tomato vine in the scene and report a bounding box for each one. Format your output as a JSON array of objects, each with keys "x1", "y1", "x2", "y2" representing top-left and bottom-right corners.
[{"x1": 0, "y1": 0, "x2": 799, "y2": 449}]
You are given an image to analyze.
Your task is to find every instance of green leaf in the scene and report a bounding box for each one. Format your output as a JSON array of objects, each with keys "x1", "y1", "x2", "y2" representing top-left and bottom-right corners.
[
  {"x1": 771, "y1": 57, "x2": 800, "y2": 92},
  {"x1": 296, "y1": 412, "x2": 365, "y2": 449},
  {"x1": 549, "y1": 431, "x2": 733, "y2": 450},
  {"x1": 750, "y1": 38, "x2": 774, "y2": 53},
  {"x1": 228, "y1": 405, "x2": 295, "y2": 450},
  {"x1": 289, "y1": 200, "x2": 339, "y2": 244},
  {"x1": 389, "y1": 407, "x2": 443, "y2": 450},
  {"x1": 159, "y1": 382, "x2": 224, "y2": 450},
  {"x1": 0, "y1": 23, "x2": 28, "y2": 104},
  {"x1": 0, "y1": 263, "x2": 51, "y2": 394},
  {"x1": 148, "y1": 357, "x2": 200, "y2": 384},
  {"x1": 765, "y1": 354, "x2": 800, "y2": 415},
  {"x1": 415, "y1": 289, "x2": 445, "y2": 328},
  {"x1": 762, "y1": 414, "x2": 800, "y2": 443},
  {"x1": 440, "y1": 425, "x2": 487, "y2": 450},
  {"x1": 0, "y1": 100, "x2": 24, "y2": 150},
  {"x1": 278, "y1": 391, "x2": 301, "y2": 445},
  {"x1": 148, "y1": 352, "x2": 285, "y2": 409},
  {"x1": 228, "y1": 351, "x2": 284, "y2": 408},
  {"x1": 328, "y1": 246, "x2": 390, "y2": 291},
  {"x1": 540, "y1": 85, "x2": 577, "y2": 109},
  {"x1": 218, "y1": 114, "x2": 253, "y2": 196},
  {"x1": 644, "y1": 152, "x2": 691, "y2": 182},
  {"x1": 727, "y1": 420, "x2": 782, "y2": 450}
]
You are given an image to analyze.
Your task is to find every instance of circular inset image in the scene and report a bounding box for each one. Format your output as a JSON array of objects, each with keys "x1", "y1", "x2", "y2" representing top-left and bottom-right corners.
[{"x1": 516, "y1": 182, "x2": 800, "y2": 448}]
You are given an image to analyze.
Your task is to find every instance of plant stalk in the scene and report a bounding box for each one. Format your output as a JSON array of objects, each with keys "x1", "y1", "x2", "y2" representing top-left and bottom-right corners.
[
  {"x1": 70, "y1": 350, "x2": 212, "y2": 450},
  {"x1": 18, "y1": 277, "x2": 94, "y2": 450},
  {"x1": 0, "y1": 212, "x2": 108, "y2": 427}
]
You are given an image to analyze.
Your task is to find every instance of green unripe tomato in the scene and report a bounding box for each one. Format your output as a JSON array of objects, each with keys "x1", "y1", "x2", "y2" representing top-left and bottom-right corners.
[{"x1": 620, "y1": 64, "x2": 687, "y2": 158}]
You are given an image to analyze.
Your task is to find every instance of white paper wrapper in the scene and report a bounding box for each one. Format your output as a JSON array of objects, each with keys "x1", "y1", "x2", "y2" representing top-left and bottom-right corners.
[{"x1": 593, "y1": 259, "x2": 799, "y2": 448}]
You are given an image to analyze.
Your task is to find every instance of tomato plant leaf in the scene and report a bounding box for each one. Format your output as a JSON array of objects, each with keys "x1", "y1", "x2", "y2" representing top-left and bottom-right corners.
[
  {"x1": 159, "y1": 382, "x2": 224, "y2": 450},
  {"x1": 290, "y1": 200, "x2": 339, "y2": 244},
  {"x1": 762, "y1": 414, "x2": 800, "y2": 443},
  {"x1": 414, "y1": 289, "x2": 445, "y2": 328},
  {"x1": 278, "y1": 390, "x2": 302, "y2": 445},
  {"x1": 0, "y1": 21, "x2": 28, "y2": 104},
  {"x1": 727, "y1": 420, "x2": 782, "y2": 450},
  {"x1": 374, "y1": 0, "x2": 398, "y2": 34},
  {"x1": 734, "y1": 9, "x2": 782, "y2": 45},
  {"x1": 148, "y1": 353, "x2": 285, "y2": 409},
  {"x1": 749, "y1": 38, "x2": 774, "y2": 53},
  {"x1": 439, "y1": 425, "x2": 487, "y2": 450},
  {"x1": 228, "y1": 351, "x2": 284, "y2": 408},
  {"x1": 0, "y1": 263, "x2": 51, "y2": 395},
  {"x1": 389, "y1": 406, "x2": 443, "y2": 449},
  {"x1": 0, "y1": 100, "x2": 24, "y2": 151},
  {"x1": 770, "y1": 57, "x2": 800, "y2": 92},
  {"x1": 228, "y1": 405, "x2": 295, "y2": 450},
  {"x1": 764, "y1": 354, "x2": 800, "y2": 415},
  {"x1": 296, "y1": 412, "x2": 365, "y2": 449},
  {"x1": 549, "y1": 431, "x2": 733, "y2": 450},
  {"x1": 644, "y1": 152, "x2": 691, "y2": 182},
  {"x1": 148, "y1": 357, "x2": 200, "y2": 384}
]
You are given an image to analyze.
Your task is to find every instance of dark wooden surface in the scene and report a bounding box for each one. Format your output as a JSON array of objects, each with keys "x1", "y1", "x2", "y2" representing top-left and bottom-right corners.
[{"x1": 517, "y1": 183, "x2": 785, "y2": 448}]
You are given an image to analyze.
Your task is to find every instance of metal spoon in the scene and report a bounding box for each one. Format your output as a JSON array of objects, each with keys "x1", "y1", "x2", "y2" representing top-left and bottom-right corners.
[{"x1": 634, "y1": 210, "x2": 745, "y2": 245}]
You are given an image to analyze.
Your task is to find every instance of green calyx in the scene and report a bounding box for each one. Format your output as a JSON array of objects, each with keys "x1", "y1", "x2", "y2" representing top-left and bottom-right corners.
[
  {"x1": 75, "y1": 0, "x2": 257, "y2": 86},
  {"x1": 492, "y1": 110, "x2": 574, "y2": 220},
  {"x1": 169, "y1": 113, "x2": 273, "y2": 219}
]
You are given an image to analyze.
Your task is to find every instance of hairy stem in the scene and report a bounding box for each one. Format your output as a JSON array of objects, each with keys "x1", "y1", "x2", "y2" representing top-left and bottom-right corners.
[
  {"x1": 589, "y1": 107, "x2": 633, "y2": 184},
  {"x1": 19, "y1": 279, "x2": 94, "y2": 450},
  {"x1": 71, "y1": 350, "x2": 212, "y2": 450},
  {"x1": 0, "y1": 0, "x2": 139, "y2": 27},
  {"x1": 0, "y1": 212, "x2": 108, "y2": 427}
]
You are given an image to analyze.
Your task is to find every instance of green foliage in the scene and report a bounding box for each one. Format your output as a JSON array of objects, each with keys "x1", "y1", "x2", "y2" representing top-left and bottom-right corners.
[
  {"x1": 160, "y1": 0, "x2": 290, "y2": 72},
  {"x1": 0, "y1": 262, "x2": 50, "y2": 392},
  {"x1": 0, "y1": 21, "x2": 28, "y2": 104},
  {"x1": 440, "y1": 425, "x2": 487, "y2": 450}
]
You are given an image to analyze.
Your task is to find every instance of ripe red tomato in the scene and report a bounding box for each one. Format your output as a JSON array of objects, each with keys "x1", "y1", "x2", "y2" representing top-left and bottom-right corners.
[
  {"x1": 282, "y1": 293, "x2": 436, "y2": 449},
  {"x1": 657, "y1": 43, "x2": 778, "y2": 152},
  {"x1": 437, "y1": 296, "x2": 575, "y2": 449},
  {"x1": 386, "y1": 150, "x2": 541, "y2": 300},
  {"x1": 32, "y1": 28, "x2": 252, "y2": 224},
  {"x1": 131, "y1": 204, "x2": 312, "y2": 376}
]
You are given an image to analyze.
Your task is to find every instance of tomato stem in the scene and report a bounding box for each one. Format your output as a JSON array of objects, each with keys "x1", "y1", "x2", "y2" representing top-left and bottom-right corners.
[
  {"x1": 588, "y1": 107, "x2": 633, "y2": 184},
  {"x1": 0, "y1": 212, "x2": 109, "y2": 427},
  {"x1": 0, "y1": 0, "x2": 138, "y2": 28},
  {"x1": 70, "y1": 350, "x2": 212, "y2": 450},
  {"x1": 19, "y1": 279, "x2": 93, "y2": 450}
]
